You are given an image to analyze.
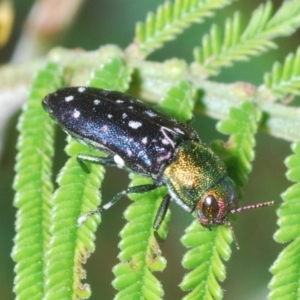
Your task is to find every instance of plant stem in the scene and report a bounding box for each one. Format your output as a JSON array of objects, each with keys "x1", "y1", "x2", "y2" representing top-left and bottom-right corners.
[{"x1": 1, "y1": 48, "x2": 299, "y2": 142}]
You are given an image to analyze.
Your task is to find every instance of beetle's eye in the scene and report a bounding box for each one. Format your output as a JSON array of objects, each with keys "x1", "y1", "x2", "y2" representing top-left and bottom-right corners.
[{"x1": 202, "y1": 195, "x2": 219, "y2": 220}]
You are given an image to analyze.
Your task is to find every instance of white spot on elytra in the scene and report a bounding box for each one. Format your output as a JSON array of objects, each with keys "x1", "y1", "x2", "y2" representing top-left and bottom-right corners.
[
  {"x1": 142, "y1": 137, "x2": 148, "y2": 144},
  {"x1": 100, "y1": 125, "x2": 108, "y2": 132},
  {"x1": 122, "y1": 113, "x2": 127, "y2": 119},
  {"x1": 128, "y1": 121, "x2": 142, "y2": 129},
  {"x1": 144, "y1": 110, "x2": 157, "y2": 117},
  {"x1": 162, "y1": 138, "x2": 170, "y2": 145},
  {"x1": 114, "y1": 154, "x2": 125, "y2": 168},
  {"x1": 78, "y1": 87, "x2": 86, "y2": 93},
  {"x1": 126, "y1": 148, "x2": 132, "y2": 156},
  {"x1": 116, "y1": 100, "x2": 124, "y2": 103},
  {"x1": 94, "y1": 99, "x2": 100, "y2": 105},
  {"x1": 73, "y1": 109, "x2": 80, "y2": 118},
  {"x1": 108, "y1": 114, "x2": 112, "y2": 119},
  {"x1": 174, "y1": 127, "x2": 184, "y2": 134},
  {"x1": 65, "y1": 95, "x2": 74, "y2": 102},
  {"x1": 128, "y1": 106, "x2": 133, "y2": 109}
]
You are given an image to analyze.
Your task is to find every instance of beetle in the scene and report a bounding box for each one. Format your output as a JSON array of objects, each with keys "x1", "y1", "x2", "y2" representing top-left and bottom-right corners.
[{"x1": 42, "y1": 87, "x2": 274, "y2": 245}]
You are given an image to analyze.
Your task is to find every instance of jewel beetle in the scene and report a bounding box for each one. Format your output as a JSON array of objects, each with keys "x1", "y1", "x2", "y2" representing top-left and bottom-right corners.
[{"x1": 42, "y1": 87, "x2": 274, "y2": 244}]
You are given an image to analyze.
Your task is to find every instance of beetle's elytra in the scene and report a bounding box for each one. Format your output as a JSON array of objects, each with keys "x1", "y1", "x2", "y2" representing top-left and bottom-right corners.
[{"x1": 42, "y1": 87, "x2": 274, "y2": 246}]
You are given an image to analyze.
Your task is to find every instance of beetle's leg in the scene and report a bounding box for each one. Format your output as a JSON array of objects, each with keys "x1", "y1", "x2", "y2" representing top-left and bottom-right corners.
[
  {"x1": 77, "y1": 154, "x2": 115, "y2": 173},
  {"x1": 103, "y1": 184, "x2": 159, "y2": 211},
  {"x1": 153, "y1": 194, "x2": 171, "y2": 230},
  {"x1": 78, "y1": 184, "x2": 158, "y2": 224}
]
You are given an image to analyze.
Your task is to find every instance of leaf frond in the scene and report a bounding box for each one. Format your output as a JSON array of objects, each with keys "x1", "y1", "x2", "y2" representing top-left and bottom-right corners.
[
  {"x1": 264, "y1": 0, "x2": 300, "y2": 38},
  {"x1": 194, "y1": 0, "x2": 300, "y2": 76},
  {"x1": 269, "y1": 237, "x2": 300, "y2": 300},
  {"x1": 112, "y1": 174, "x2": 169, "y2": 299},
  {"x1": 269, "y1": 142, "x2": 300, "y2": 299},
  {"x1": 214, "y1": 101, "x2": 261, "y2": 188},
  {"x1": 88, "y1": 57, "x2": 132, "y2": 91},
  {"x1": 135, "y1": 0, "x2": 234, "y2": 56},
  {"x1": 180, "y1": 102, "x2": 261, "y2": 299},
  {"x1": 12, "y1": 63, "x2": 64, "y2": 299},
  {"x1": 264, "y1": 46, "x2": 300, "y2": 97},
  {"x1": 44, "y1": 57, "x2": 132, "y2": 299},
  {"x1": 44, "y1": 140, "x2": 104, "y2": 299},
  {"x1": 180, "y1": 223, "x2": 231, "y2": 300},
  {"x1": 242, "y1": 0, "x2": 273, "y2": 39},
  {"x1": 273, "y1": 143, "x2": 300, "y2": 243},
  {"x1": 158, "y1": 80, "x2": 196, "y2": 121}
]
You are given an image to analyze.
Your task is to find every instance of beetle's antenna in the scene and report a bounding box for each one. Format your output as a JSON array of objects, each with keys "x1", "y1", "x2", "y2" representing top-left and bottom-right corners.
[
  {"x1": 227, "y1": 200, "x2": 275, "y2": 250},
  {"x1": 230, "y1": 201, "x2": 275, "y2": 214},
  {"x1": 226, "y1": 220, "x2": 240, "y2": 250}
]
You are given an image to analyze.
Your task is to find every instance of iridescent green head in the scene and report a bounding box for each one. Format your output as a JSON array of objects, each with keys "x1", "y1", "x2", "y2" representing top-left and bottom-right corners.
[
  {"x1": 163, "y1": 141, "x2": 238, "y2": 227},
  {"x1": 163, "y1": 140, "x2": 274, "y2": 239},
  {"x1": 196, "y1": 176, "x2": 237, "y2": 227}
]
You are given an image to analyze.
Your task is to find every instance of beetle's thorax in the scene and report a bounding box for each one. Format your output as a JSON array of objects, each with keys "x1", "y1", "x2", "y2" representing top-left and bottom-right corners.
[{"x1": 162, "y1": 140, "x2": 228, "y2": 211}]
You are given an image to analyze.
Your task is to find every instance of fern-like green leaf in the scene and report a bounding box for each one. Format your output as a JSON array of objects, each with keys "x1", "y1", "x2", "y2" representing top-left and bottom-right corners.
[
  {"x1": 194, "y1": 0, "x2": 300, "y2": 76},
  {"x1": 269, "y1": 142, "x2": 300, "y2": 299},
  {"x1": 269, "y1": 238, "x2": 300, "y2": 300},
  {"x1": 135, "y1": 0, "x2": 234, "y2": 56},
  {"x1": 113, "y1": 174, "x2": 169, "y2": 299},
  {"x1": 180, "y1": 223, "x2": 231, "y2": 300},
  {"x1": 44, "y1": 140, "x2": 104, "y2": 300},
  {"x1": 157, "y1": 80, "x2": 196, "y2": 121},
  {"x1": 262, "y1": 0, "x2": 300, "y2": 38},
  {"x1": 88, "y1": 57, "x2": 132, "y2": 91},
  {"x1": 44, "y1": 57, "x2": 132, "y2": 299},
  {"x1": 214, "y1": 102, "x2": 261, "y2": 188},
  {"x1": 264, "y1": 46, "x2": 300, "y2": 97},
  {"x1": 273, "y1": 142, "x2": 300, "y2": 243},
  {"x1": 180, "y1": 101, "x2": 261, "y2": 299},
  {"x1": 12, "y1": 63, "x2": 64, "y2": 300}
]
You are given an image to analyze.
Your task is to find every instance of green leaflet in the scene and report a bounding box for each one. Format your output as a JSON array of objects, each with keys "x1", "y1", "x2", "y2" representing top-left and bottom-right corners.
[
  {"x1": 269, "y1": 142, "x2": 300, "y2": 299},
  {"x1": 215, "y1": 102, "x2": 261, "y2": 188},
  {"x1": 180, "y1": 101, "x2": 261, "y2": 299},
  {"x1": 44, "y1": 57, "x2": 133, "y2": 299},
  {"x1": 180, "y1": 222, "x2": 231, "y2": 300},
  {"x1": 12, "y1": 63, "x2": 64, "y2": 300},
  {"x1": 135, "y1": 0, "x2": 234, "y2": 56},
  {"x1": 158, "y1": 80, "x2": 196, "y2": 122},
  {"x1": 44, "y1": 139, "x2": 104, "y2": 300},
  {"x1": 113, "y1": 174, "x2": 169, "y2": 300},
  {"x1": 264, "y1": 46, "x2": 300, "y2": 97},
  {"x1": 269, "y1": 238, "x2": 300, "y2": 300},
  {"x1": 88, "y1": 57, "x2": 132, "y2": 92},
  {"x1": 194, "y1": 0, "x2": 300, "y2": 77}
]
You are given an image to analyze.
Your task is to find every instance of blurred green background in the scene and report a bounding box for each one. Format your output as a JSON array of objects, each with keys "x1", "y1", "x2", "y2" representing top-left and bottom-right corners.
[{"x1": 1, "y1": 0, "x2": 299, "y2": 299}]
